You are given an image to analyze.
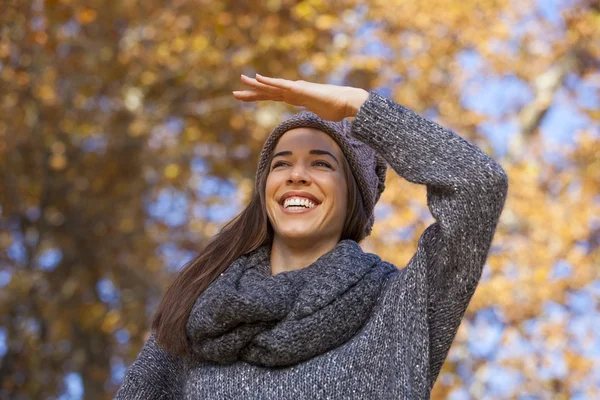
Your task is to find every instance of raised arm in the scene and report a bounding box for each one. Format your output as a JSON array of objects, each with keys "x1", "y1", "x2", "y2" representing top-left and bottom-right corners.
[
  {"x1": 349, "y1": 91, "x2": 509, "y2": 389},
  {"x1": 114, "y1": 332, "x2": 184, "y2": 399},
  {"x1": 232, "y1": 75, "x2": 508, "y2": 389}
]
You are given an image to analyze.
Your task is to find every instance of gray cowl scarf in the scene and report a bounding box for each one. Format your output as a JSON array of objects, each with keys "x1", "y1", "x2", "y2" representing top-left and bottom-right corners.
[{"x1": 186, "y1": 239, "x2": 396, "y2": 367}]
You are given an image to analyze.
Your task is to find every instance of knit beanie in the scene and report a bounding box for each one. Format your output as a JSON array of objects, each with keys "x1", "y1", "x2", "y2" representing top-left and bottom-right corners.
[{"x1": 255, "y1": 110, "x2": 387, "y2": 237}]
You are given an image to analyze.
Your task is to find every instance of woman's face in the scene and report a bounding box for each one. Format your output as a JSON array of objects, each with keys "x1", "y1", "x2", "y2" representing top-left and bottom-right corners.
[{"x1": 265, "y1": 128, "x2": 348, "y2": 244}]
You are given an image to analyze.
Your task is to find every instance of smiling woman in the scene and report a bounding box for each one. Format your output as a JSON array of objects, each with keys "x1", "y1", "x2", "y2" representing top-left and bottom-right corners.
[
  {"x1": 115, "y1": 76, "x2": 508, "y2": 400},
  {"x1": 265, "y1": 127, "x2": 351, "y2": 273}
]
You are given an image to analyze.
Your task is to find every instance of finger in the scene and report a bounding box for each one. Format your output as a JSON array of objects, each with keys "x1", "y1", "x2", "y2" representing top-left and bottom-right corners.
[
  {"x1": 232, "y1": 90, "x2": 282, "y2": 102},
  {"x1": 240, "y1": 74, "x2": 281, "y2": 94},
  {"x1": 254, "y1": 74, "x2": 295, "y2": 90}
]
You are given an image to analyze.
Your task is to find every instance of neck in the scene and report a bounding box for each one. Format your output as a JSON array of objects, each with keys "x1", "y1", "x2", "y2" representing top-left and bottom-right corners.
[{"x1": 270, "y1": 235, "x2": 341, "y2": 275}]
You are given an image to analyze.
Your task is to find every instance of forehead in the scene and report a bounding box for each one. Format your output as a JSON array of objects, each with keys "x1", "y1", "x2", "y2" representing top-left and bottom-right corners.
[{"x1": 273, "y1": 127, "x2": 341, "y2": 154}]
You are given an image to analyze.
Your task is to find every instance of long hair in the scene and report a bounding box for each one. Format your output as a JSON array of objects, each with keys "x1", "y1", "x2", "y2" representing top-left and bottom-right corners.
[{"x1": 151, "y1": 147, "x2": 370, "y2": 356}]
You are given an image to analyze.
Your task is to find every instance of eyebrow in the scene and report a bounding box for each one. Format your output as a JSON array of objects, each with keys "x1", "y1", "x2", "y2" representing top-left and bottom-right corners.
[{"x1": 272, "y1": 150, "x2": 339, "y2": 166}]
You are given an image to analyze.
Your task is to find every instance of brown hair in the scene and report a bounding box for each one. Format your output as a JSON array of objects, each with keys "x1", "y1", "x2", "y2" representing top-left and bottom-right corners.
[{"x1": 151, "y1": 145, "x2": 370, "y2": 356}]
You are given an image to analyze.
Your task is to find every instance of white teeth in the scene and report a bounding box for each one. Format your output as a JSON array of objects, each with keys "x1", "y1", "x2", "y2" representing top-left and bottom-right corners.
[{"x1": 283, "y1": 197, "x2": 317, "y2": 209}]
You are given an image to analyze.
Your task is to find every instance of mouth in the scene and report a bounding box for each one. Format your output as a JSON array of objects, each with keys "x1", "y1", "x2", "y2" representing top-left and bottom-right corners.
[{"x1": 278, "y1": 202, "x2": 321, "y2": 215}]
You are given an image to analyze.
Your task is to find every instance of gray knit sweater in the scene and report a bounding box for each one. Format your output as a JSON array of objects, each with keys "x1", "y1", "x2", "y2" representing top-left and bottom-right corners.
[{"x1": 114, "y1": 91, "x2": 509, "y2": 399}]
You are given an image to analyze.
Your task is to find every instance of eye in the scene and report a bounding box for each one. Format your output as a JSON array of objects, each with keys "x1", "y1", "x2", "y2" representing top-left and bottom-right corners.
[
  {"x1": 271, "y1": 160, "x2": 332, "y2": 170},
  {"x1": 271, "y1": 161, "x2": 288, "y2": 169},
  {"x1": 313, "y1": 160, "x2": 332, "y2": 168}
]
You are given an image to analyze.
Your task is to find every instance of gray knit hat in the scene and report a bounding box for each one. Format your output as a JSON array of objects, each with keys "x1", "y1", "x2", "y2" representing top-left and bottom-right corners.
[{"x1": 255, "y1": 110, "x2": 387, "y2": 237}]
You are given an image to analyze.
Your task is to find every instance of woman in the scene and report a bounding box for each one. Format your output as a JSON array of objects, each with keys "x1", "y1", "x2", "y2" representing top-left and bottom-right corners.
[{"x1": 114, "y1": 74, "x2": 508, "y2": 399}]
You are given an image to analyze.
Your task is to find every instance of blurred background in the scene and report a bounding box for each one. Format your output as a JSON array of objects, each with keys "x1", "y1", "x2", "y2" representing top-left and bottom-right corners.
[{"x1": 0, "y1": 0, "x2": 599, "y2": 398}]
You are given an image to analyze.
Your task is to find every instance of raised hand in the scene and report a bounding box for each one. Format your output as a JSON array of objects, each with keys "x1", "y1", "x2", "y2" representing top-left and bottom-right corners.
[{"x1": 232, "y1": 74, "x2": 368, "y2": 122}]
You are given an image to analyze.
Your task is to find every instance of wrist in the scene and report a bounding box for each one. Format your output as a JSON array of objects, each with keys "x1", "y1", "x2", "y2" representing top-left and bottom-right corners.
[{"x1": 345, "y1": 88, "x2": 369, "y2": 118}]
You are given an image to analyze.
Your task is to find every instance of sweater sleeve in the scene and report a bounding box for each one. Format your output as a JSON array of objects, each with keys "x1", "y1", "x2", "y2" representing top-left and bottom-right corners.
[
  {"x1": 349, "y1": 91, "x2": 508, "y2": 389},
  {"x1": 114, "y1": 331, "x2": 184, "y2": 399}
]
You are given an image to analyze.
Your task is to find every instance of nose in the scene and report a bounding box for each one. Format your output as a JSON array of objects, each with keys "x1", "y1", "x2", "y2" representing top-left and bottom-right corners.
[{"x1": 286, "y1": 163, "x2": 311, "y2": 185}]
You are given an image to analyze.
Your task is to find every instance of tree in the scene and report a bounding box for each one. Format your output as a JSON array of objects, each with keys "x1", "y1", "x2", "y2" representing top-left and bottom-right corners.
[{"x1": 0, "y1": 0, "x2": 598, "y2": 398}]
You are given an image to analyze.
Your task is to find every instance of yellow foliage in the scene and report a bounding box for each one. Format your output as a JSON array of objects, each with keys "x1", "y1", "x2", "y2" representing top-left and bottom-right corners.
[
  {"x1": 1, "y1": 0, "x2": 599, "y2": 398},
  {"x1": 101, "y1": 310, "x2": 121, "y2": 334},
  {"x1": 164, "y1": 164, "x2": 181, "y2": 179},
  {"x1": 76, "y1": 7, "x2": 97, "y2": 25}
]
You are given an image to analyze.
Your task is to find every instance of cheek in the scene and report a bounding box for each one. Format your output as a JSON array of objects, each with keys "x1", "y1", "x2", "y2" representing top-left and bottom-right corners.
[
  {"x1": 264, "y1": 173, "x2": 282, "y2": 216},
  {"x1": 265, "y1": 173, "x2": 279, "y2": 198},
  {"x1": 323, "y1": 176, "x2": 348, "y2": 214},
  {"x1": 336, "y1": 184, "x2": 348, "y2": 215}
]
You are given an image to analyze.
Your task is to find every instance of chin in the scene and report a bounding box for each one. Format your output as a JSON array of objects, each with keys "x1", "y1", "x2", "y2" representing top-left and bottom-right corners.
[
  {"x1": 274, "y1": 224, "x2": 325, "y2": 241},
  {"x1": 278, "y1": 228, "x2": 318, "y2": 239}
]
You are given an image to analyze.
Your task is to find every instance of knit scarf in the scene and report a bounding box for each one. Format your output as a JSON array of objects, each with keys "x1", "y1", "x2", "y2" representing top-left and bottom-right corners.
[{"x1": 186, "y1": 239, "x2": 396, "y2": 368}]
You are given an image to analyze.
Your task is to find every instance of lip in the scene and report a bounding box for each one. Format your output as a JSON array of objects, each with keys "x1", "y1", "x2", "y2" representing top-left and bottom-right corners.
[
  {"x1": 279, "y1": 202, "x2": 321, "y2": 214},
  {"x1": 279, "y1": 190, "x2": 321, "y2": 205}
]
